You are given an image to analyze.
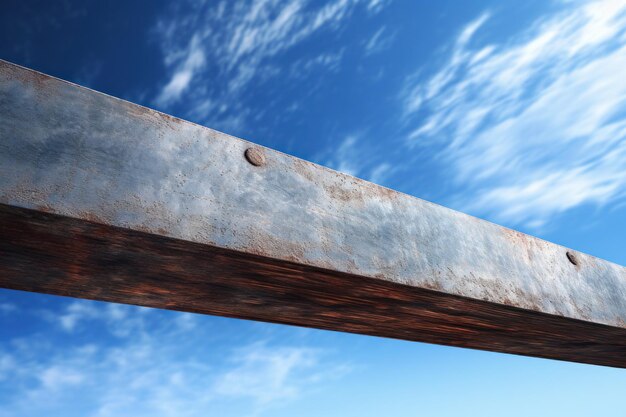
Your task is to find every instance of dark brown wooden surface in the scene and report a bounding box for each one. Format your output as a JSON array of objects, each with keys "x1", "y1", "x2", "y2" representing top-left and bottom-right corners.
[{"x1": 2, "y1": 203, "x2": 625, "y2": 368}]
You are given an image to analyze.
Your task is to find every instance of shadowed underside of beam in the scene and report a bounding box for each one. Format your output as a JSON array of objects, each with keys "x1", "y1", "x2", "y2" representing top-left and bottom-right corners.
[
  {"x1": 2, "y1": 204, "x2": 626, "y2": 368},
  {"x1": 1, "y1": 59, "x2": 625, "y2": 367}
]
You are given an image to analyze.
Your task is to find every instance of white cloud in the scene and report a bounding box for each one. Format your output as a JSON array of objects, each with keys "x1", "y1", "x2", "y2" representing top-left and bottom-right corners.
[
  {"x1": 324, "y1": 135, "x2": 398, "y2": 184},
  {"x1": 155, "y1": 35, "x2": 206, "y2": 107},
  {"x1": 403, "y1": 1, "x2": 626, "y2": 228},
  {"x1": 50, "y1": 300, "x2": 154, "y2": 336},
  {"x1": 363, "y1": 26, "x2": 395, "y2": 55},
  {"x1": 368, "y1": 162, "x2": 393, "y2": 184},
  {"x1": 0, "y1": 302, "x2": 16, "y2": 314},
  {"x1": 327, "y1": 135, "x2": 361, "y2": 176},
  {"x1": 152, "y1": 0, "x2": 389, "y2": 131},
  {"x1": 0, "y1": 352, "x2": 15, "y2": 381},
  {"x1": 40, "y1": 366, "x2": 85, "y2": 389},
  {"x1": 214, "y1": 342, "x2": 319, "y2": 405},
  {"x1": 290, "y1": 49, "x2": 345, "y2": 77},
  {"x1": 366, "y1": 0, "x2": 390, "y2": 14},
  {"x1": 57, "y1": 300, "x2": 101, "y2": 332},
  {"x1": 1, "y1": 300, "x2": 349, "y2": 417}
]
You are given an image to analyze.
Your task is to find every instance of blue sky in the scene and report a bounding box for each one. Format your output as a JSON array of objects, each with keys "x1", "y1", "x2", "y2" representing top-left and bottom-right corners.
[{"x1": 1, "y1": 0, "x2": 626, "y2": 415}]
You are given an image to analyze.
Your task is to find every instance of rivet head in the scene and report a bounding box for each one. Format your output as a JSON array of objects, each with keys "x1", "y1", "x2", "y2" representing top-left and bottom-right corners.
[
  {"x1": 566, "y1": 251, "x2": 578, "y2": 266},
  {"x1": 244, "y1": 147, "x2": 266, "y2": 167}
]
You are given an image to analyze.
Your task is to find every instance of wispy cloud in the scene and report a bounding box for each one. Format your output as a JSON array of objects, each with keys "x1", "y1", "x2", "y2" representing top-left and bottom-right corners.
[
  {"x1": 50, "y1": 300, "x2": 155, "y2": 337},
  {"x1": 326, "y1": 135, "x2": 362, "y2": 177},
  {"x1": 368, "y1": 162, "x2": 393, "y2": 184},
  {"x1": 366, "y1": 0, "x2": 390, "y2": 15},
  {"x1": 0, "y1": 351, "x2": 15, "y2": 381},
  {"x1": 1, "y1": 299, "x2": 349, "y2": 417},
  {"x1": 56, "y1": 300, "x2": 102, "y2": 332},
  {"x1": 289, "y1": 49, "x2": 346, "y2": 78},
  {"x1": 155, "y1": 34, "x2": 206, "y2": 107},
  {"x1": 0, "y1": 302, "x2": 16, "y2": 314},
  {"x1": 363, "y1": 26, "x2": 395, "y2": 55},
  {"x1": 152, "y1": 0, "x2": 388, "y2": 132},
  {"x1": 402, "y1": 1, "x2": 626, "y2": 228},
  {"x1": 324, "y1": 134, "x2": 397, "y2": 184},
  {"x1": 215, "y1": 342, "x2": 326, "y2": 407}
]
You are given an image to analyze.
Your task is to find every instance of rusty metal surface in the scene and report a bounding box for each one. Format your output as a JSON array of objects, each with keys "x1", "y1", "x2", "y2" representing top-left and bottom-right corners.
[{"x1": 1, "y1": 59, "x2": 625, "y2": 329}]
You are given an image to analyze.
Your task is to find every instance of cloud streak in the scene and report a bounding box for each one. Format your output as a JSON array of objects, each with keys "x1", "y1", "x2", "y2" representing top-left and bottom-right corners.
[
  {"x1": 403, "y1": 1, "x2": 626, "y2": 228},
  {"x1": 0, "y1": 298, "x2": 349, "y2": 417},
  {"x1": 363, "y1": 26, "x2": 395, "y2": 55},
  {"x1": 153, "y1": 0, "x2": 386, "y2": 132},
  {"x1": 323, "y1": 134, "x2": 397, "y2": 184}
]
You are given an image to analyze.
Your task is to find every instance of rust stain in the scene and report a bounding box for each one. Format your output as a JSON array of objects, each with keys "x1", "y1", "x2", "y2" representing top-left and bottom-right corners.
[
  {"x1": 324, "y1": 182, "x2": 360, "y2": 203},
  {"x1": 35, "y1": 204, "x2": 53, "y2": 213},
  {"x1": 292, "y1": 158, "x2": 317, "y2": 183},
  {"x1": 78, "y1": 210, "x2": 106, "y2": 225},
  {"x1": 123, "y1": 99, "x2": 187, "y2": 133}
]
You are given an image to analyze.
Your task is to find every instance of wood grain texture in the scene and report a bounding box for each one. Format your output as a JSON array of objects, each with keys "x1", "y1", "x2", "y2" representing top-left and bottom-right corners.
[{"x1": 2, "y1": 203, "x2": 625, "y2": 368}]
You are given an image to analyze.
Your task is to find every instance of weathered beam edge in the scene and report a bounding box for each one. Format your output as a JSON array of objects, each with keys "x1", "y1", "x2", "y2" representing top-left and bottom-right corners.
[{"x1": 2, "y1": 204, "x2": 626, "y2": 368}]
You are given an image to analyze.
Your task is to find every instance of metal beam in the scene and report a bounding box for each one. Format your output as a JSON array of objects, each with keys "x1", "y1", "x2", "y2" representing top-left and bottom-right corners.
[{"x1": 1, "y1": 59, "x2": 625, "y2": 367}]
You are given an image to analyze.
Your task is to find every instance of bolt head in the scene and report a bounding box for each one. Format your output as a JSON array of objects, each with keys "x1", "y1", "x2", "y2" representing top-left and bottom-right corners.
[
  {"x1": 566, "y1": 251, "x2": 579, "y2": 266},
  {"x1": 244, "y1": 147, "x2": 266, "y2": 166}
]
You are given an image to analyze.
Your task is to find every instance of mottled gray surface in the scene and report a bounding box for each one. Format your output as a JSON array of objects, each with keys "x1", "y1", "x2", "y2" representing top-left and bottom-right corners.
[{"x1": 1, "y1": 59, "x2": 625, "y2": 328}]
